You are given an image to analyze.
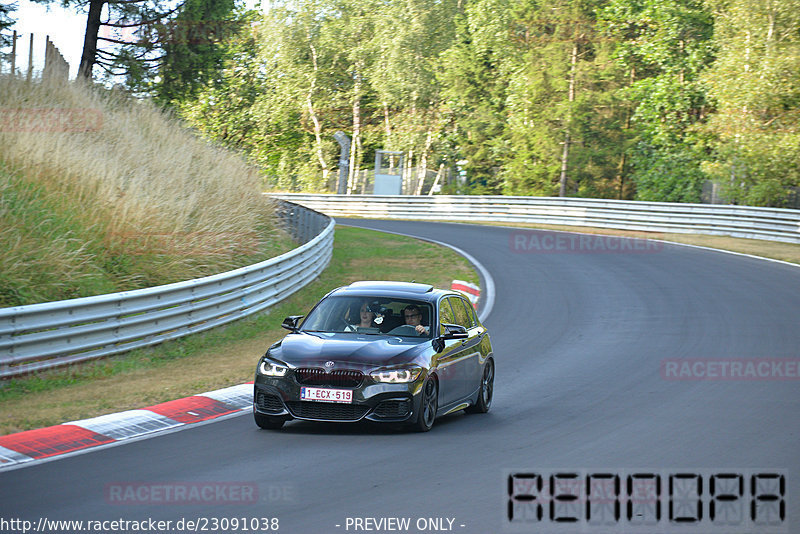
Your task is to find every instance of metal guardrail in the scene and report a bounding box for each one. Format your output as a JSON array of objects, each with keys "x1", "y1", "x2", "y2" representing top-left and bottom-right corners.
[
  {"x1": 271, "y1": 194, "x2": 800, "y2": 244},
  {"x1": 0, "y1": 201, "x2": 334, "y2": 378}
]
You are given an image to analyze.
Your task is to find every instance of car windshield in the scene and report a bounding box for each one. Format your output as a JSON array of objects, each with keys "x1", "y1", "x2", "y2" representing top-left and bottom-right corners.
[{"x1": 300, "y1": 296, "x2": 434, "y2": 338}]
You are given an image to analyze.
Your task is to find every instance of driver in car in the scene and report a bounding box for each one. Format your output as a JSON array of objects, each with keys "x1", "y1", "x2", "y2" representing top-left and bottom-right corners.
[{"x1": 403, "y1": 305, "x2": 429, "y2": 335}]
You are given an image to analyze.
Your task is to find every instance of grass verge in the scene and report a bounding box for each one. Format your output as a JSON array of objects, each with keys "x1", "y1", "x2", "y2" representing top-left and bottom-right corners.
[
  {"x1": 0, "y1": 226, "x2": 479, "y2": 435},
  {"x1": 0, "y1": 77, "x2": 289, "y2": 306}
]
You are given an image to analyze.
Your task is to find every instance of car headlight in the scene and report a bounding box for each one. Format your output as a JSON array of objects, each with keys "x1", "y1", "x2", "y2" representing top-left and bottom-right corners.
[
  {"x1": 259, "y1": 359, "x2": 288, "y2": 377},
  {"x1": 370, "y1": 366, "x2": 423, "y2": 383}
]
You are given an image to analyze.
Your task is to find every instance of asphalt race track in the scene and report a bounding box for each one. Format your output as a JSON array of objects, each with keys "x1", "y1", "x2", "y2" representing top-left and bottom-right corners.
[{"x1": 1, "y1": 219, "x2": 798, "y2": 534}]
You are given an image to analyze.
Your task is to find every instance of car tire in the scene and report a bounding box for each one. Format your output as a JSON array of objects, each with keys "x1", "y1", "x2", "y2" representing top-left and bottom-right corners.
[
  {"x1": 411, "y1": 377, "x2": 438, "y2": 432},
  {"x1": 466, "y1": 359, "x2": 493, "y2": 414},
  {"x1": 254, "y1": 411, "x2": 286, "y2": 430}
]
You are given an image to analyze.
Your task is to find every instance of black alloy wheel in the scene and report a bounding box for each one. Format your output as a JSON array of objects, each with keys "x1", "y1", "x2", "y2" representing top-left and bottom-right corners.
[
  {"x1": 412, "y1": 377, "x2": 438, "y2": 432},
  {"x1": 466, "y1": 359, "x2": 494, "y2": 414},
  {"x1": 254, "y1": 411, "x2": 287, "y2": 430}
]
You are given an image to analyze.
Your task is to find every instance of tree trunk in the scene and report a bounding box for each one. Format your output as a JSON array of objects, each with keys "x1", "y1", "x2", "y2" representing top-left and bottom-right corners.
[
  {"x1": 618, "y1": 66, "x2": 634, "y2": 200},
  {"x1": 308, "y1": 92, "x2": 329, "y2": 187},
  {"x1": 383, "y1": 101, "x2": 398, "y2": 172},
  {"x1": 559, "y1": 131, "x2": 570, "y2": 197},
  {"x1": 78, "y1": 0, "x2": 105, "y2": 79},
  {"x1": 428, "y1": 163, "x2": 445, "y2": 195},
  {"x1": 383, "y1": 101, "x2": 392, "y2": 147},
  {"x1": 347, "y1": 73, "x2": 362, "y2": 195},
  {"x1": 415, "y1": 130, "x2": 433, "y2": 195},
  {"x1": 403, "y1": 149, "x2": 414, "y2": 194},
  {"x1": 559, "y1": 41, "x2": 578, "y2": 197},
  {"x1": 306, "y1": 42, "x2": 329, "y2": 187}
]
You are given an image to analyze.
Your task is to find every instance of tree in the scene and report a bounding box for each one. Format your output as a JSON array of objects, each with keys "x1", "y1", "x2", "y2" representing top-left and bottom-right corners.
[
  {"x1": 75, "y1": 0, "x2": 178, "y2": 80},
  {"x1": 181, "y1": 0, "x2": 464, "y2": 193},
  {"x1": 701, "y1": 0, "x2": 800, "y2": 206},
  {"x1": 258, "y1": 0, "x2": 344, "y2": 190},
  {"x1": 367, "y1": 0, "x2": 458, "y2": 194},
  {"x1": 152, "y1": 0, "x2": 238, "y2": 104},
  {"x1": 172, "y1": 0, "x2": 799, "y2": 205},
  {"x1": 438, "y1": 0, "x2": 511, "y2": 194},
  {"x1": 180, "y1": 1, "x2": 342, "y2": 191},
  {"x1": 494, "y1": 0, "x2": 630, "y2": 197},
  {"x1": 25, "y1": 0, "x2": 176, "y2": 81},
  {"x1": 598, "y1": 0, "x2": 715, "y2": 201},
  {"x1": 1, "y1": 2, "x2": 15, "y2": 65},
  {"x1": 29, "y1": 0, "x2": 235, "y2": 94}
]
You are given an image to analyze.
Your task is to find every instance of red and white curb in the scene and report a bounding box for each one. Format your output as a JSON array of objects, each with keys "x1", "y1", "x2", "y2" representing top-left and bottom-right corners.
[
  {"x1": 0, "y1": 281, "x2": 486, "y2": 471},
  {"x1": 0, "y1": 382, "x2": 253, "y2": 470}
]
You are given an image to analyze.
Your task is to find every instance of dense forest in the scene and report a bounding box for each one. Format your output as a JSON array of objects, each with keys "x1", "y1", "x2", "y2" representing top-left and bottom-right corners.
[{"x1": 91, "y1": 0, "x2": 800, "y2": 204}]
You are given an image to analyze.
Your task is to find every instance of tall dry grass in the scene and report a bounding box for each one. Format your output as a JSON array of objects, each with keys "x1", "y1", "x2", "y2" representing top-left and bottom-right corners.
[{"x1": 0, "y1": 76, "x2": 290, "y2": 306}]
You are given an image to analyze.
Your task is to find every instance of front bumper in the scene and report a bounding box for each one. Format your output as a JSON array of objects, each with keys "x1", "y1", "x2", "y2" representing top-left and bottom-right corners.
[{"x1": 254, "y1": 374, "x2": 424, "y2": 423}]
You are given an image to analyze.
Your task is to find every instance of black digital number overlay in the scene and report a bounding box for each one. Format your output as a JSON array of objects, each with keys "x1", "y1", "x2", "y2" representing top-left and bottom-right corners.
[{"x1": 506, "y1": 469, "x2": 786, "y2": 532}]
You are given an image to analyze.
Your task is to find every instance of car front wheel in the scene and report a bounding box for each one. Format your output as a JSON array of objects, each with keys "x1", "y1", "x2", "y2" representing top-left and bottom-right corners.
[
  {"x1": 411, "y1": 377, "x2": 438, "y2": 432},
  {"x1": 254, "y1": 411, "x2": 287, "y2": 430}
]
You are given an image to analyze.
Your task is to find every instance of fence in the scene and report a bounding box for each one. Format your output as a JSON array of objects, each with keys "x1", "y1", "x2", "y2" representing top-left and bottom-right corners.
[
  {"x1": 0, "y1": 201, "x2": 334, "y2": 378},
  {"x1": 1, "y1": 31, "x2": 69, "y2": 80},
  {"x1": 270, "y1": 194, "x2": 800, "y2": 244}
]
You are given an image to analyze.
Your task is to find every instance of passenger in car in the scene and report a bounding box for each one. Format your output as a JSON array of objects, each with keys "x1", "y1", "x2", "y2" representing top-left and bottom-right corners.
[
  {"x1": 345, "y1": 300, "x2": 376, "y2": 331},
  {"x1": 357, "y1": 301, "x2": 376, "y2": 327},
  {"x1": 403, "y1": 304, "x2": 429, "y2": 335}
]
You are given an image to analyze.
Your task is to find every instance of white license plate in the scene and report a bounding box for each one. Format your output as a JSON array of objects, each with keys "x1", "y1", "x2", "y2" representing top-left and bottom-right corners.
[{"x1": 300, "y1": 387, "x2": 353, "y2": 403}]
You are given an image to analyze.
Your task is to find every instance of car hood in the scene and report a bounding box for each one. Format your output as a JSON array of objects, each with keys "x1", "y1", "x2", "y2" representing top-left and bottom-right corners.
[{"x1": 269, "y1": 332, "x2": 429, "y2": 369}]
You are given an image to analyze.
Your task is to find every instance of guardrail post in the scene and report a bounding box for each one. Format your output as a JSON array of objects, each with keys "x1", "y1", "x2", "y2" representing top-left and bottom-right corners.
[{"x1": 303, "y1": 207, "x2": 311, "y2": 244}]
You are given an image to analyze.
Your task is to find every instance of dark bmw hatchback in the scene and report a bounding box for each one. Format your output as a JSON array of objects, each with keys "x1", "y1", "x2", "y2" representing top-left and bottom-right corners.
[{"x1": 253, "y1": 281, "x2": 494, "y2": 431}]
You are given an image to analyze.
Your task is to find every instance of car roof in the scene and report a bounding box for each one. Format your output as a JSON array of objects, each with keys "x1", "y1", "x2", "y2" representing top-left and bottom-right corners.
[{"x1": 330, "y1": 281, "x2": 450, "y2": 302}]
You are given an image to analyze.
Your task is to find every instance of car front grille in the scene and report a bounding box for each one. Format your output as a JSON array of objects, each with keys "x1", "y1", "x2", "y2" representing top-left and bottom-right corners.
[
  {"x1": 373, "y1": 399, "x2": 411, "y2": 418},
  {"x1": 294, "y1": 368, "x2": 364, "y2": 388},
  {"x1": 285, "y1": 401, "x2": 370, "y2": 421},
  {"x1": 255, "y1": 392, "x2": 284, "y2": 414}
]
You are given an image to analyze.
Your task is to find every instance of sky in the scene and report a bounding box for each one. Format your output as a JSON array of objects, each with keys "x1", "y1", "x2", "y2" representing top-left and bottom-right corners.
[{"x1": 5, "y1": 0, "x2": 264, "y2": 81}]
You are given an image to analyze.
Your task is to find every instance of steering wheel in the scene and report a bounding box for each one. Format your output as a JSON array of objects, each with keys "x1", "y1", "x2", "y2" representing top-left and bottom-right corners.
[{"x1": 388, "y1": 324, "x2": 420, "y2": 336}]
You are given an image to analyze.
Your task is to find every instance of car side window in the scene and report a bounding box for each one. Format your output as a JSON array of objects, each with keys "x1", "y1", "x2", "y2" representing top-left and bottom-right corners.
[
  {"x1": 467, "y1": 301, "x2": 481, "y2": 326},
  {"x1": 438, "y1": 298, "x2": 455, "y2": 335},
  {"x1": 449, "y1": 296, "x2": 472, "y2": 328},
  {"x1": 455, "y1": 297, "x2": 477, "y2": 328}
]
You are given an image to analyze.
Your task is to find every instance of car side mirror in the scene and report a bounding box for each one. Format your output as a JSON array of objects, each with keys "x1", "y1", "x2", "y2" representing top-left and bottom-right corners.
[
  {"x1": 442, "y1": 323, "x2": 468, "y2": 339},
  {"x1": 281, "y1": 315, "x2": 304, "y2": 332},
  {"x1": 433, "y1": 323, "x2": 468, "y2": 352}
]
